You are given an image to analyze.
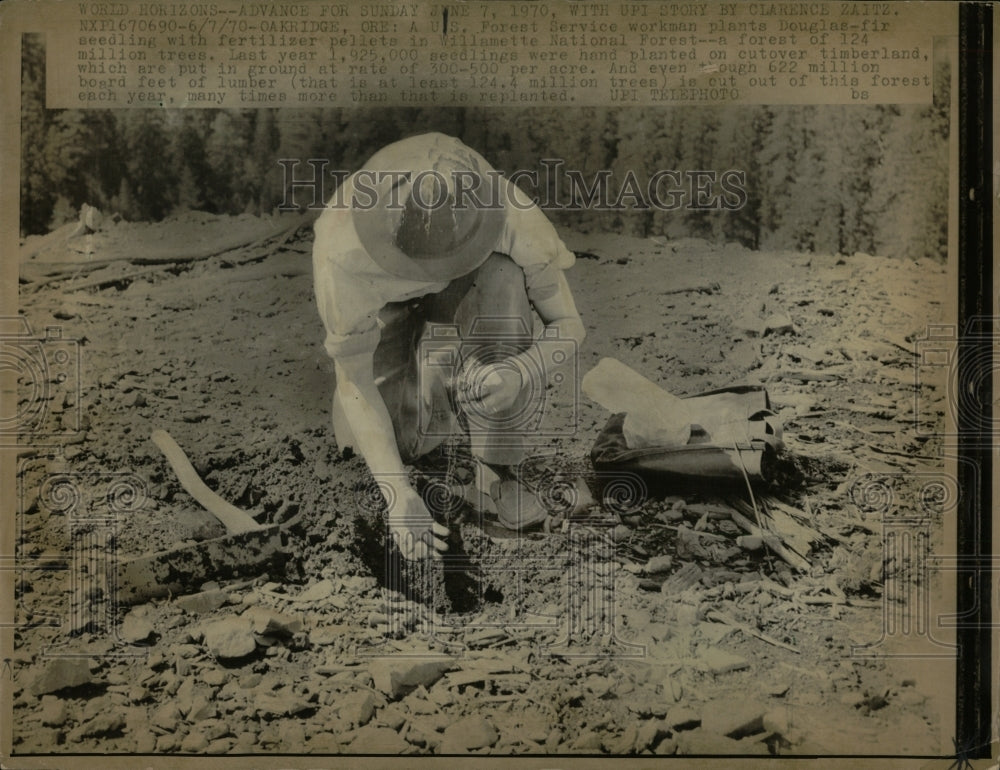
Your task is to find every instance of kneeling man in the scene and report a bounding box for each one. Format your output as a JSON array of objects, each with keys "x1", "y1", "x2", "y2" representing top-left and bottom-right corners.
[{"x1": 313, "y1": 133, "x2": 586, "y2": 559}]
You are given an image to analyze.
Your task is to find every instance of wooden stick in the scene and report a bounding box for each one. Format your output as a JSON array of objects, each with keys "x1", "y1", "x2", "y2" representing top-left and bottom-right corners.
[
  {"x1": 661, "y1": 282, "x2": 720, "y2": 296},
  {"x1": 727, "y1": 508, "x2": 811, "y2": 572},
  {"x1": 648, "y1": 523, "x2": 729, "y2": 541},
  {"x1": 706, "y1": 610, "x2": 800, "y2": 654},
  {"x1": 865, "y1": 443, "x2": 938, "y2": 461},
  {"x1": 151, "y1": 429, "x2": 261, "y2": 534},
  {"x1": 25, "y1": 215, "x2": 310, "y2": 289},
  {"x1": 53, "y1": 219, "x2": 308, "y2": 294}
]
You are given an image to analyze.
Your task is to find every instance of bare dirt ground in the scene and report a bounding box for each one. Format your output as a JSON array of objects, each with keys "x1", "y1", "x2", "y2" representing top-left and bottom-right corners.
[{"x1": 11, "y1": 213, "x2": 954, "y2": 757}]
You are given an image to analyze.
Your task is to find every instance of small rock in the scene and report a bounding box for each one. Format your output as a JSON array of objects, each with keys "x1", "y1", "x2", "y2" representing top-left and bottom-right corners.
[
  {"x1": 736, "y1": 535, "x2": 764, "y2": 551},
  {"x1": 156, "y1": 733, "x2": 180, "y2": 752},
  {"x1": 643, "y1": 555, "x2": 673, "y2": 574},
  {"x1": 761, "y1": 313, "x2": 796, "y2": 336},
  {"x1": 611, "y1": 524, "x2": 632, "y2": 543},
  {"x1": 30, "y1": 658, "x2": 95, "y2": 696},
  {"x1": 627, "y1": 696, "x2": 667, "y2": 718},
  {"x1": 608, "y1": 724, "x2": 639, "y2": 754},
  {"x1": 151, "y1": 702, "x2": 182, "y2": 731},
  {"x1": 81, "y1": 697, "x2": 108, "y2": 722},
  {"x1": 439, "y1": 715, "x2": 498, "y2": 752},
  {"x1": 243, "y1": 606, "x2": 303, "y2": 637},
  {"x1": 177, "y1": 681, "x2": 217, "y2": 722},
  {"x1": 378, "y1": 705, "x2": 406, "y2": 731},
  {"x1": 120, "y1": 612, "x2": 155, "y2": 644},
  {"x1": 282, "y1": 722, "x2": 309, "y2": 750},
  {"x1": 201, "y1": 668, "x2": 228, "y2": 687},
  {"x1": 699, "y1": 646, "x2": 750, "y2": 675},
  {"x1": 349, "y1": 726, "x2": 408, "y2": 754},
  {"x1": 313, "y1": 457, "x2": 333, "y2": 483},
  {"x1": 39, "y1": 696, "x2": 69, "y2": 727},
  {"x1": 176, "y1": 589, "x2": 229, "y2": 614},
  {"x1": 297, "y1": 579, "x2": 335, "y2": 602},
  {"x1": 239, "y1": 672, "x2": 262, "y2": 690},
  {"x1": 232, "y1": 731, "x2": 257, "y2": 751},
  {"x1": 339, "y1": 691, "x2": 376, "y2": 727},
  {"x1": 206, "y1": 738, "x2": 233, "y2": 754},
  {"x1": 123, "y1": 391, "x2": 147, "y2": 408},
  {"x1": 256, "y1": 690, "x2": 312, "y2": 718},
  {"x1": 370, "y1": 659, "x2": 451, "y2": 700},
  {"x1": 665, "y1": 705, "x2": 701, "y2": 731},
  {"x1": 181, "y1": 731, "x2": 209, "y2": 753},
  {"x1": 655, "y1": 736, "x2": 678, "y2": 755},
  {"x1": 677, "y1": 730, "x2": 756, "y2": 755},
  {"x1": 134, "y1": 731, "x2": 157, "y2": 753},
  {"x1": 188, "y1": 695, "x2": 217, "y2": 722},
  {"x1": 763, "y1": 708, "x2": 792, "y2": 736},
  {"x1": 635, "y1": 720, "x2": 668, "y2": 752},
  {"x1": 73, "y1": 712, "x2": 126, "y2": 739},
  {"x1": 175, "y1": 643, "x2": 201, "y2": 659},
  {"x1": 202, "y1": 617, "x2": 257, "y2": 660},
  {"x1": 583, "y1": 674, "x2": 614, "y2": 698},
  {"x1": 571, "y1": 730, "x2": 603, "y2": 751},
  {"x1": 545, "y1": 728, "x2": 562, "y2": 750}
]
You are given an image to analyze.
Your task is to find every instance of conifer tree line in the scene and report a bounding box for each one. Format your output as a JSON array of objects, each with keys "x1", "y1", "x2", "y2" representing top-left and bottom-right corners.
[{"x1": 22, "y1": 34, "x2": 949, "y2": 261}]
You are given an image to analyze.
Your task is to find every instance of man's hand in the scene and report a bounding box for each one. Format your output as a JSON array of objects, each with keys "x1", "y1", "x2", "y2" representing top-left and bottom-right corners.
[
  {"x1": 457, "y1": 359, "x2": 524, "y2": 416},
  {"x1": 389, "y1": 488, "x2": 450, "y2": 560}
]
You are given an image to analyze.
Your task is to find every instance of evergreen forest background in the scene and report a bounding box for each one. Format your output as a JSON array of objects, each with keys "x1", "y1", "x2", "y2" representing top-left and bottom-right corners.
[{"x1": 21, "y1": 33, "x2": 950, "y2": 261}]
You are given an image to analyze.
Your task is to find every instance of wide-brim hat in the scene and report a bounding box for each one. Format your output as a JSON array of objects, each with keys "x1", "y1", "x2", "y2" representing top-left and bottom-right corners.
[{"x1": 352, "y1": 133, "x2": 507, "y2": 283}]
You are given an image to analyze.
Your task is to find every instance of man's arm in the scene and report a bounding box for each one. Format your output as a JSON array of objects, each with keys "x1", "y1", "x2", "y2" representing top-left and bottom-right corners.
[
  {"x1": 460, "y1": 270, "x2": 585, "y2": 414},
  {"x1": 333, "y1": 350, "x2": 448, "y2": 559},
  {"x1": 511, "y1": 269, "x2": 585, "y2": 390}
]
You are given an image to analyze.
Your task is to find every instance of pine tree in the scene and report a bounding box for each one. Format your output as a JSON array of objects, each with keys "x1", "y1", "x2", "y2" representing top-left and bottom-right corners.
[
  {"x1": 119, "y1": 111, "x2": 175, "y2": 220},
  {"x1": 20, "y1": 34, "x2": 53, "y2": 235}
]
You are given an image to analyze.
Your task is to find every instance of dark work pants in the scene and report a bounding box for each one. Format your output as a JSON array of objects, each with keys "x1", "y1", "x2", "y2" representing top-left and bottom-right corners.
[{"x1": 338, "y1": 253, "x2": 536, "y2": 466}]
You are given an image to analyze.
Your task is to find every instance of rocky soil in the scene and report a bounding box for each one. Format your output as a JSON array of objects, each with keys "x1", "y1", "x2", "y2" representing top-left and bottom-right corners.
[{"x1": 10, "y1": 213, "x2": 955, "y2": 757}]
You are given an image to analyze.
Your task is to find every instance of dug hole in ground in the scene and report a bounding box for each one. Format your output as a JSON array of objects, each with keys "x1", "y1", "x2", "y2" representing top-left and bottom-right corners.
[{"x1": 11, "y1": 211, "x2": 954, "y2": 756}]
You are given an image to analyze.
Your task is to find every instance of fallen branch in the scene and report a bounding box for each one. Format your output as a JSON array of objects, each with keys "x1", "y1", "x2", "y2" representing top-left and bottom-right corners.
[
  {"x1": 24, "y1": 213, "x2": 313, "y2": 288},
  {"x1": 151, "y1": 429, "x2": 260, "y2": 534},
  {"x1": 730, "y1": 498, "x2": 817, "y2": 562},
  {"x1": 53, "y1": 265, "x2": 181, "y2": 294},
  {"x1": 771, "y1": 369, "x2": 846, "y2": 382},
  {"x1": 41, "y1": 217, "x2": 311, "y2": 294},
  {"x1": 726, "y1": 507, "x2": 811, "y2": 572},
  {"x1": 864, "y1": 443, "x2": 938, "y2": 461},
  {"x1": 648, "y1": 523, "x2": 729, "y2": 541},
  {"x1": 661, "y1": 282, "x2": 720, "y2": 296},
  {"x1": 706, "y1": 609, "x2": 800, "y2": 654}
]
